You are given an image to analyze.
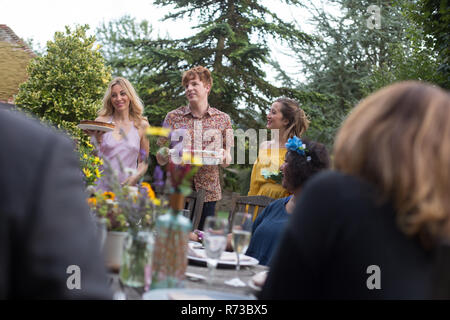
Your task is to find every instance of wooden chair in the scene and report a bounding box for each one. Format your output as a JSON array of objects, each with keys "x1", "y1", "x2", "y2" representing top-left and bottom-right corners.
[
  {"x1": 185, "y1": 189, "x2": 206, "y2": 231},
  {"x1": 152, "y1": 185, "x2": 206, "y2": 231},
  {"x1": 228, "y1": 193, "x2": 275, "y2": 229}
]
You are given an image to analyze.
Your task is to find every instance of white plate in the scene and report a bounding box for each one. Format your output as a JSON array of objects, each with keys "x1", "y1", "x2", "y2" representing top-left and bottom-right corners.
[
  {"x1": 78, "y1": 123, "x2": 114, "y2": 132},
  {"x1": 142, "y1": 288, "x2": 255, "y2": 300},
  {"x1": 188, "y1": 246, "x2": 259, "y2": 267}
]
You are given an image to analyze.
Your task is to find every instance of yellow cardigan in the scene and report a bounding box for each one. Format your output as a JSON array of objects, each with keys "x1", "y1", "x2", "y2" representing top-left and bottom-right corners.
[{"x1": 248, "y1": 147, "x2": 290, "y2": 199}]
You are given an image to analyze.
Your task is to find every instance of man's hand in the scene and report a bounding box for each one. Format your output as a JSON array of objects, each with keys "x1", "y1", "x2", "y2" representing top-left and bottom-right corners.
[{"x1": 156, "y1": 147, "x2": 170, "y2": 166}]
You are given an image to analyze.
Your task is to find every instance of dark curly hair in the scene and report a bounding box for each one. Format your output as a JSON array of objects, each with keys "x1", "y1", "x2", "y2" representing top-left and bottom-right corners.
[{"x1": 282, "y1": 139, "x2": 330, "y2": 191}]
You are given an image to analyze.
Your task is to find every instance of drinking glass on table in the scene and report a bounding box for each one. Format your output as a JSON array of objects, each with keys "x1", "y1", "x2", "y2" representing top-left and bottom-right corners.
[
  {"x1": 95, "y1": 217, "x2": 108, "y2": 250},
  {"x1": 226, "y1": 212, "x2": 253, "y2": 287},
  {"x1": 203, "y1": 216, "x2": 228, "y2": 286}
]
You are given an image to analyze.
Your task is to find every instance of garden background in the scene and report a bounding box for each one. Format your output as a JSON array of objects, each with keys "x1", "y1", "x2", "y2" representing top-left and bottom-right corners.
[{"x1": 4, "y1": 0, "x2": 449, "y2": 207}]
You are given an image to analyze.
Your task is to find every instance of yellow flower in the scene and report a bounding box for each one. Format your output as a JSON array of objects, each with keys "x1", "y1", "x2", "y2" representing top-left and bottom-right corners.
[
  {"x1": 99, "y1": 158, "x2": 104, "y2": 165},
  {"x1": 87, "y1": 197, "x2": 97, "y2": 207},
  {"x1": 95, "y1": 167, "x2": 102, "y2": 178},
  {"x1": 82, "y1": 168, "x2": 92, "y2": 178},
  {"x1": 103, "y1": 191, "x2": 115, "y2": 201},
  {"x1": 146, "y1": 126, "x2": 170, "y2": 137},
  {"x1": 94, "y1": 156, "x2": 101, "y2": 164},
  {"x1": 152, "y1": 198, "x2": 161, "y2": 206},
  {"x1": 86, "y1": 142, "x2": 93, "y2": 149},
  {"x1": 141, "y1": 182, "x2": 156, "y2": 200},
  {"x1": 83, "y1": 154, "x2": 88, "y2": 160}
]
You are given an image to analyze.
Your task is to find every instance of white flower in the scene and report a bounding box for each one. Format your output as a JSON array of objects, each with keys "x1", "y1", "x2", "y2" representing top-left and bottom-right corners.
[{"x1": 125, "y1": 186, "x2": 139, "y2": 197}]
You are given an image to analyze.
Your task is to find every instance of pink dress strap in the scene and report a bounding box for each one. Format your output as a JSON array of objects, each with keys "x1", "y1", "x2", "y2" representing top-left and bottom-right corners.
[{"x1": 96, "y1": 118, "x2": 141, "y2": 190}]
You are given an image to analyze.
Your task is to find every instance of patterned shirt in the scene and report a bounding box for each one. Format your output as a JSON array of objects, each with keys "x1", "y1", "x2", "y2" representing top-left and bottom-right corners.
[{"x1": 163, "y1": 105, "x2": 234, "y2": 202}]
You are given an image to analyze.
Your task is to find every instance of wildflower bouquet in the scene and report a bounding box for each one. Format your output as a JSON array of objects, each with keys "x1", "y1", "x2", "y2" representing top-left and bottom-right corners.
[
  {"x1": 87, "y1": 182, "x2": 159, "y2": 232},
  {"x1": 78, "y1": 141, "x2": 103, "y2": 186}
]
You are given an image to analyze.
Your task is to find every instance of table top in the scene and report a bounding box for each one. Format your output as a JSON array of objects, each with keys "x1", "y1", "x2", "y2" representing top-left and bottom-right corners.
[{"x1": 108, "y1": 262, "x2": 268, "y2": 300}]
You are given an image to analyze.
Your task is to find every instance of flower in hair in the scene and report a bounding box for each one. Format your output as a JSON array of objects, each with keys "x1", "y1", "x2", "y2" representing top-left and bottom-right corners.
[{"x1": 286, "y1": 136, "x2": 308, "y2": 157}]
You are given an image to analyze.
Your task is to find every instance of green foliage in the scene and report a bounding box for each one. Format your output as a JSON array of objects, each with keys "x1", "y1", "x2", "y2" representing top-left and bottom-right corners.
[
  {"x1": 15, "y1": 25, "x2": 112, "y2": 144},
  {"x1": 361, "y1": 0, "x2": 448, "y2": 92},
  {"x1": 78, "y1": 142, "x2": 104, "y2": 187},
  {"x1": 404, "y1": 0, "x2": 449, "y2": 89},
  {"x1": 278, "y1": 0, "x2": 447, "y2": 148}
]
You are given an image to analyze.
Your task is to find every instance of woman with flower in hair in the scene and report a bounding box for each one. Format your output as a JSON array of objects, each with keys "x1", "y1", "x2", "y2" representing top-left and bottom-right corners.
[
  {"x1": 84, "y1": 77, "x2": 150, "y2": 189},
  {"x1": 260, "y1": 81, "x2": 450, "y2": 299},
  {"x1": 244, "y1": 137, "x2": 329, "y2": 266},
  {"x1": 248, "y1": 98, "x2": 309, "y2": 215}
]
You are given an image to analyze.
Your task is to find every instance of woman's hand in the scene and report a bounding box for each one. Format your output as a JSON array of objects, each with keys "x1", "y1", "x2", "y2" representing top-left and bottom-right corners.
[{"x1": 121, "y1": 175, "x2": 140, "y2": 186}]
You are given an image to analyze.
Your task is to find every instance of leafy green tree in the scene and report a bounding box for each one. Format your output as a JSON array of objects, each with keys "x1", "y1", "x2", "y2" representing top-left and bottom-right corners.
[
  {"x1": 279, "y1": 0, "x2": 438, "y2": 147},
  {"x1": 96, "y1": 2, "x2": 323, "y2": 130},
  {"x1": 15, "y1": 25, "x2": 112, "y2": 144},
  {"x1": 405, "y1": 0, "x2": 449, "y2": 89}
]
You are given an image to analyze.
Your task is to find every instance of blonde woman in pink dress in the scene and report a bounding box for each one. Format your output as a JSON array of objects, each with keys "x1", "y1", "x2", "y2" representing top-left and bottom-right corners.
[{"x1": 85, "y1": 77, "x2": 150, "y2": 190}]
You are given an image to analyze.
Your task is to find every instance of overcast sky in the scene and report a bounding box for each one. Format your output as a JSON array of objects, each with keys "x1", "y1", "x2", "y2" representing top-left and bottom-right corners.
[
  {"x1": 1, "y1": 0, "x2": 331, "y2": 83},
  {"x1": 1, "y1": 0, "x2": 317, "y2": 44}
]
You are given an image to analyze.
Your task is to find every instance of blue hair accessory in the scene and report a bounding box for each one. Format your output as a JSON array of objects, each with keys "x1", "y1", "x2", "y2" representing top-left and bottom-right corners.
[{"x1": 285, "y1": 136, "x2": 310, "y2": 161}]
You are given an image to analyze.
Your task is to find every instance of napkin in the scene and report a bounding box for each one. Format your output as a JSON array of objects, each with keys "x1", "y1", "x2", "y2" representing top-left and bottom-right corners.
[{"x1": 188, "y1": 243, "x2": 251, "y2": 261}]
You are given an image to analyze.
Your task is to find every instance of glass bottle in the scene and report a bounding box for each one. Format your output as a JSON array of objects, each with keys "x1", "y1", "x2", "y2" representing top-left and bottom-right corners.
[
  {"x1": 119, "y1": 228, "x2": 154, "y2": 288},
  {"x1": 150, "y1": 193, "x2": 192, "y2": 289}
]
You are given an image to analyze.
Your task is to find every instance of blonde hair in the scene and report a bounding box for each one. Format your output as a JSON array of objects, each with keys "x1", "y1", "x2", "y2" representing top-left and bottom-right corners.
[
  {"x1": 99, "y1": 77, "x2": 146, "y2": 128},
  {"x1": 275, "y1": 97, "x2": 310, "y2": 140},
  {"x1": 334, "y1": 81, "x2": 450, "y2": 244}
]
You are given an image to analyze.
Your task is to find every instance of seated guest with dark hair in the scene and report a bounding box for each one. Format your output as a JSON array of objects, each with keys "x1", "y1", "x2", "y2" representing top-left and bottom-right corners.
[
  {"x1": 245, "y1": 137, "x2": 330, "y2": 266},
  {"x1": 260, "y1": 81, "x2": 450, "y2": 299}
]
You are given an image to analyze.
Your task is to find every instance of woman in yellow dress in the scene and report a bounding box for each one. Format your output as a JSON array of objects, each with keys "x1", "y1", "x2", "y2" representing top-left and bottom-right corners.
[{"x1": 248, "y1": 98, "x2": 309, "y2": 204}]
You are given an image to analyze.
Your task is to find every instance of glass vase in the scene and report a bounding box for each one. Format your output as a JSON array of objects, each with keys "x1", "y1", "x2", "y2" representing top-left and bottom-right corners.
[
  {"x1": 150, "y1": 193, "x2": 192, "y2": 289},
  {"x1": 119, "y1": 229, "x2": 154, "y2": 288}
]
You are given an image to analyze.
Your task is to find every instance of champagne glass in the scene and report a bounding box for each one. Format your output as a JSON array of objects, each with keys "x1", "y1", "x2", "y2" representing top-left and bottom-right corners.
[
  {"x1": 203, "y1": 216, "x2": 228, "y2": 286},
  {"x1": 226, "y1": 212, "x2": 252, "y2": 287},
  {"x1": 95, "y1": 217, "x2": 108, "y2": 250}
]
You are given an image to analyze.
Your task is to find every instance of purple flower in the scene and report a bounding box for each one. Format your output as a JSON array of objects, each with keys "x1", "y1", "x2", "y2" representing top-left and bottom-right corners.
[{"x1": 153, "y1": 165, "x2": 165, "y2": 188}]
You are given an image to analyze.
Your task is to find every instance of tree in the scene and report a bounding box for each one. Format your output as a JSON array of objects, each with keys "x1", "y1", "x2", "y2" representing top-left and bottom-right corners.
[
  {"x1": 15, "y1": 25, "x2": 112, "y2": 143},
  {"x1": 96, "y1": 2, "x2": 323, "y2": 130},
  {"x1": 406, "y1": 0, "x2": 449, "y2": 89},
  {"x1": 279, "y1": 0, "x2": 433, "y2": 147}
]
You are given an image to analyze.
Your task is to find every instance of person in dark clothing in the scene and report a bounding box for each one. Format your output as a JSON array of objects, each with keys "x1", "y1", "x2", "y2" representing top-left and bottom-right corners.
[
  {"x1": 0, "y1": 109, "x2": 112, "y2": 299},
  {"x1": 260, "y1": 81, "x2": 450, "y2": 299},
  {"x1": 245, "y1": 137, "x2": 329, "y2": 266}
]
